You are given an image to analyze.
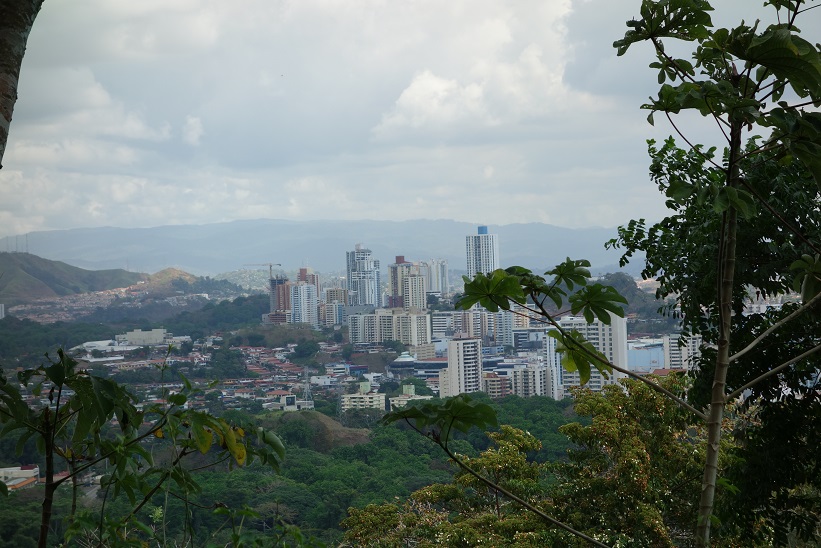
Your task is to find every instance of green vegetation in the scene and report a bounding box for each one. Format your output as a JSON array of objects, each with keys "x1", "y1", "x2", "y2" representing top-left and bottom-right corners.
[
  {"x1": 0, "y1": 372, "x2": 584, "y2": 546},
  {"x1": 0, "y1": 317, "x2": 114, "y2": 364},
  {"x1": 610, "y1": 1, "x2": 821, "y2": 544},
  {"x1": 433, "y1": 1, "x2": 821, "y2": 545},
  {"x1": 0, "y1": 351, "x2": 284, "y2": 547},
  {"x1": 0, "y1": 252, "x2": 145, "y2": 306}
]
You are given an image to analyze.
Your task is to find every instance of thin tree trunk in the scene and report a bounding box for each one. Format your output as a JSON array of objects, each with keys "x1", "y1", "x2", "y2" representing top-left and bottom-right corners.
[
  {"x1": 0, "y1": 0, "x2": 44, "y2": 168},
  {"x1": 39, "y1": 408, "x2": 54, "y2": 548},
  {"x1": 696, "y1": 120, "x2": 743, "y2": 546}
]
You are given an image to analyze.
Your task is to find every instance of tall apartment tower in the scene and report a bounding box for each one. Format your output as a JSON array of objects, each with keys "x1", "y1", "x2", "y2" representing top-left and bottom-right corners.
[
  {"x1": 466, "y1": 225, "x2": 500, "y2": 279},
  {"x1": 440, "y1": 337, "x2": 482, "y2": 398},
  {"x1": 663, "y1": 334, "x2": 702, "y2": 371},
  {"x1": 403, "y1": 275, "x2": 427, "y2": 312},
  {"x1": 388, "y1": 256, "x2": 419, "y2": 308},
  {"x1": 289, "y1": 282, "x2": 319, "y2": 328},
  {"x1": 554, "y1": 313, "x2": 628, "y2": 397},
  {"x1": 298, "y1": 267, "x2": 320, "y2": 297},
  {"x1": 346, "y1": 244, "x2": 381, "y2": 306},
  {"x1": 425, "y1": 258, "x2": 449, "y2": 295}
]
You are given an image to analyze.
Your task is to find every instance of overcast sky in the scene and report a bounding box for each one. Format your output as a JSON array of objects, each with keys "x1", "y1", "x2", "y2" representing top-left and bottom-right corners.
[{"x1": 0, "y1": 0, "x2": 783, "y2": 237}]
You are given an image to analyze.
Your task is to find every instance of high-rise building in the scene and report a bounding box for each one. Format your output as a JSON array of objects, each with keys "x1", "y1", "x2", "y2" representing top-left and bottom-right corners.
[
  {"x1": 298, "y1": 267, "x2": 320, "y2": 297},
  {"x1": 510, "y1": 363, "x2": 552, "y2": 398},
  {"x1": 553, "y1": 313, "x2": 628, "y2": 398},
  {"x1": 466, "y1": 225, "x2": 500, "y2": 279},
  {"x1": 388, "y1": 256, "x2": 414, "y2": 308},
  {"x1": 663, "y1": 334, "x2": 702, "y2": 371},
  {"x1": 403, "y1": 275, "x2": 427, "y2": 312},
  {"x1": 346, "y1": 244, "x2": 381, "y2": 306},
  {"x1": 424, "y1": 258, "x2": 449, "y2": 295},
  {"x1": 430, "y1": 309, "x2": 495, "y2": 340},
  {"x1": 482, "y1": 372, "x2": 511, "y2": 399},
  {"x1": 348, "y1": 309, "x2": 431, "y2": 348},
  {"x1": 440, "y1": 337, "x2": 482, "y2": 397},
  {"x1": 261, "y1": 275, "x2": 288, "y2": 318},
  {"x1": 289, "y1": 282, "x2": 319, "y2": 328}
]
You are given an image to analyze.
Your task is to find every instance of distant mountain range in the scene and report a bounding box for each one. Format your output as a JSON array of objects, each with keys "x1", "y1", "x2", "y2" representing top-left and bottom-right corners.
[
  {"x1": 1, "y1": 219, "x2": 639, "y2": 277},
  {"x1": 0, "y1": 252, "x2": 146, "y2": 306}
]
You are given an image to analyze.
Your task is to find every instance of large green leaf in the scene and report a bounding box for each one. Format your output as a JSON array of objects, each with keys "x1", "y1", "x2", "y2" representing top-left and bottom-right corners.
[
  {"x1": 458, "y1": 269, "x2": 526, "y2": 312},
  {"x1": 730, "y1": 27, "x2": 821, "y2": 98},
  {"x1": 568, "y1": 284, "x2": 628, "y2": 324},
  {"x1": 548, "y1": 330, "x2": 612, "y2": 386}
]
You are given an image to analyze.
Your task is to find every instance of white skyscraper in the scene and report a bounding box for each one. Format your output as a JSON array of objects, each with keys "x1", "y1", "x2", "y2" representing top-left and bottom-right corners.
[
  {"x1": 346, "y1": 244, "x2": 381, "y2": 306},
  {"x1": 466, "y1": 225, "x2": 500, "y2": 279},
  {"x1": 403, "y1": 275, "x2": 427, "y2": 312},
  {"x1": 440, "y1": 337, "x2": 482, "y2": 397},
  {"x1": 424, "y1": 258, "x2": 449, "y2": 294},
  {"x1": 663, "y1": 334, "x2": 702, "y2": 371},
  {"x1": 554, "y1": 313, "x2": 628, "y2": 398},
  {"x1": 289, "y1": 282, "x2": 319, "y2": 328}
]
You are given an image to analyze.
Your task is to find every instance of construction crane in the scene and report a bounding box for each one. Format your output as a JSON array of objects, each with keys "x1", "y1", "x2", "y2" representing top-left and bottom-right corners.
[
  {"x1": 243, "y1": 263, "x2": 282, "y2": 279},
  {"x1": 243, "y1": 263, "x2": 286, "y2": 315}
]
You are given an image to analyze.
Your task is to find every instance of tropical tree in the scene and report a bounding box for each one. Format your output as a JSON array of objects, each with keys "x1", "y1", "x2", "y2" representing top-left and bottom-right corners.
[
  {"x1": 394, "y1": 2, "x2": 821, "y2": 545},
  {"x1": 609, "y1": 0, "x2": 821, "y2": 544},
  {"x1": 552, "y1": 375, "x2": 706, "y2": 547},
  {"x1": 342, "y1": 425, "x2": 569, "y2": 546},
  {"x1": 0, "y1": 350, "x2": 284, "y2": 546}
]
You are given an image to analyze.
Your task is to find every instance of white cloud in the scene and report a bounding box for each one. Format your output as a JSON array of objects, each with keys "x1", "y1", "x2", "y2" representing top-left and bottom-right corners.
[
  {"x1": 182, "y1": 115, "x2": 204, "y2": 146},
  {"x1": 0, "y1": 0, "x2": 760, "y2": 239},
  {"x1": 373, "y1": 71, "x2": 495, "y2": 136}
]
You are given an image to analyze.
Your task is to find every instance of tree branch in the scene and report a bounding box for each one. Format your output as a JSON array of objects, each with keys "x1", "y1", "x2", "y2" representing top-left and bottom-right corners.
[
  {"x1": 437, "y1": 434, "x2": 610, "y2": 547},
  {"x1": 665, "y1": 113, "x2": 726, "y2": 170},
  {"x1": 736, "y1": 176, "x2": 821, "y2": 256},
  {"x1": 724, "y1": 341, "x2": 821, "y2": 402},
  {"x1": 522, "y1": 301, "x2": 707, "y2": 420},
  {"x1": 729, "y1": 291, "x2": 821, "y2": 364}
]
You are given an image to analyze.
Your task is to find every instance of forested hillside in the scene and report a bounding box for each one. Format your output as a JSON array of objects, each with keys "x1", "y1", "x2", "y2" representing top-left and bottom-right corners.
[
  {"x1": 0, "y1": 252, "x2": 145, "y2": 306},
  {"x1": 0, "y1": 293, "x2": 273, "y2": 363},
  {"x1": 0, "y1": 396, "x2": 579, "y2": 546}
]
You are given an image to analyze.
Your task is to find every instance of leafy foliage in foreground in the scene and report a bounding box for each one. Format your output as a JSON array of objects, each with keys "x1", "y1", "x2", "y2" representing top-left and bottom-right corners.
[
  {"x1": 0, "y1": 350, "x2": 284, "y2": 546},
  {"x1": 350, "y1": 377, "x2": 734, "y2": 546}
]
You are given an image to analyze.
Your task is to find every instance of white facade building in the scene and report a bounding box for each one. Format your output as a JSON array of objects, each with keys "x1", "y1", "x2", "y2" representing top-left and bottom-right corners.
[
  {"x1": 348, "y1": 309, "x2": 432, "y2": 348},
  {"x1": 422, "y1": 259, "x2": 449, "y2": 295},
  {"x1": 466, "y1": 225, "x2": 500, "y2": 279},
  {"x1": 289, "y1": 282, "x2": 319, "y2": 328},
  {"x1": 403, "y1": 275, "x2": 427, "y2": 312},
  {"x1": 346, "y1": 244, "x2": 381, "y2": 306},
  {"x1": 440, "y1": 337, "x2": 482, "y2": 397},
  {"x1": 554, "y1": 314, "x2": 628, "y2": 398},
  {"x1": 341, "y1": 392, "x2": 386, "y2": 411},
  {"x1": 510, "y1": 363, "x2": 552, "y2": 398},
  {"x1": 116, "y1": 328, "x2": 171, "y2": 346},
  {"x1": 663, "y1": 334, "x2": 703, "y2": 371}
]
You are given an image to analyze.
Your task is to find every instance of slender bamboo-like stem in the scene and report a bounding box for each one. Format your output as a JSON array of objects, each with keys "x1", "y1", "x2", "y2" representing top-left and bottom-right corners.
[{"x1": 695, "y1": 118, "x2": 742, "y2": 548}]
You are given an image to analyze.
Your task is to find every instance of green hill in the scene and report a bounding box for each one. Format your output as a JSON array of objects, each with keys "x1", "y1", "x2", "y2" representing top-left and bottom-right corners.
[{"x1": 0, "y1": 252, "x2": 146, "y2": 306}]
